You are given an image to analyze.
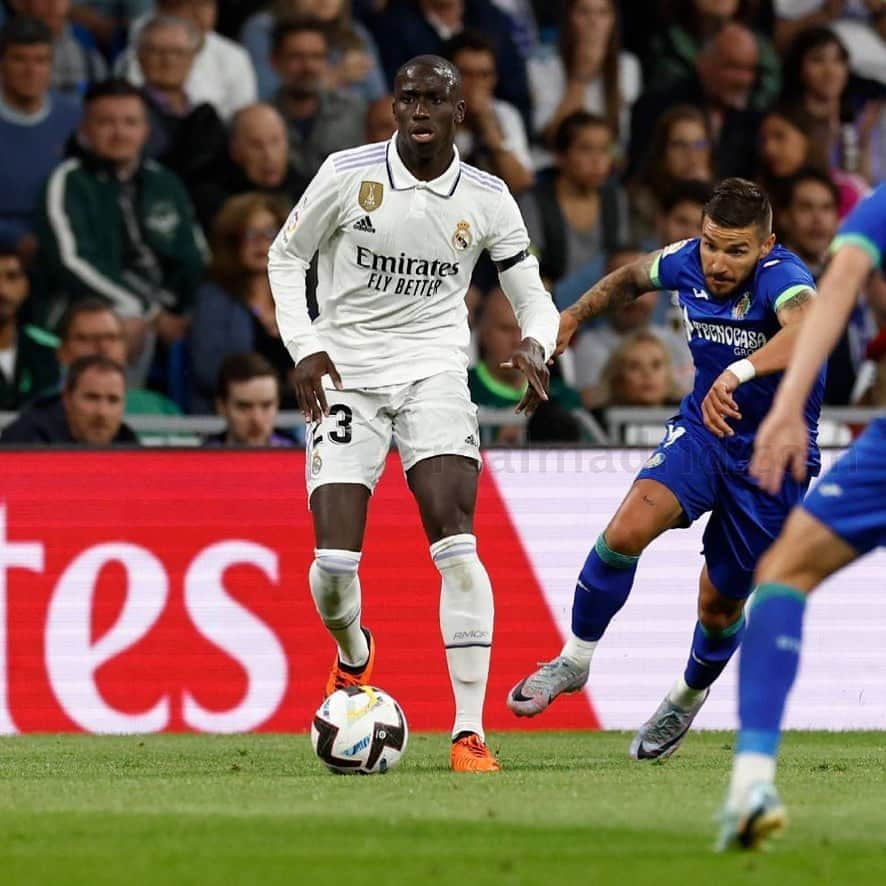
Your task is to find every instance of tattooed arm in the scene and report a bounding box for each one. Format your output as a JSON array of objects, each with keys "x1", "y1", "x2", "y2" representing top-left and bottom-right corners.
[
  {"x1": 747, "y1": 286, "x2": 817, "y2": 377},
  {"x1": 555, "y1": 251, "x2": 661, "y2": 356}
]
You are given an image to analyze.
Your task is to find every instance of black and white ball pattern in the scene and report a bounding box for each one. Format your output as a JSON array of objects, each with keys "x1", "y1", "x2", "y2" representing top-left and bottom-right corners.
[{"x1": 311, "y1": 685, "x2": 408, "y2": 774}]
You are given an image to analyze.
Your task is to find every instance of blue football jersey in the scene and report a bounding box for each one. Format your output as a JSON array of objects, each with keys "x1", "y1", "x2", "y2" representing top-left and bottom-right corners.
[{"x1": 650, "y1": 239, "x2": 824, "y2": 466}]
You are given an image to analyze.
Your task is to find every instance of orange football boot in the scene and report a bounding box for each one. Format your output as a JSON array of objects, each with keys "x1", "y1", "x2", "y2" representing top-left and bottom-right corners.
[
  {"x1": 324, "y1": 627, "x2": 375, "y2": 698},
  {"x1": 450, "y1": 733, "x2": 501, "y2": 772}
]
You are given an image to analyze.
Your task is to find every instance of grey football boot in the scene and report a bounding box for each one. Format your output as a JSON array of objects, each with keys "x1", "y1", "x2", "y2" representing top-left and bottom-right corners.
[
  {"x1": 507, "y1": 656, "x2": 590, "y2": 717},
  {"x1": 629, "y1": 688, "x2": 710, "y2": 760}
]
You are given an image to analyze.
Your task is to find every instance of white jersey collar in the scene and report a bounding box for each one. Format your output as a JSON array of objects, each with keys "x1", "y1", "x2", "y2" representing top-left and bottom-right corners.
[{"x1": 386, "y1": 134, "x2": 461, "y2": 197}]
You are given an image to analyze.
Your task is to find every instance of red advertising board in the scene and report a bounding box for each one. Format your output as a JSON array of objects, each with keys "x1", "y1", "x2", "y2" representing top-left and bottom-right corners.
[{"x1": 0, "y1": 452, "x2": 596, "y2": 734}]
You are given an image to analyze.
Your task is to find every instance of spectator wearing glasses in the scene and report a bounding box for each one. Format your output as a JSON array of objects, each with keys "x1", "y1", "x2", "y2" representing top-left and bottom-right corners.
[
  {"x1": 189, "y1": 193, "x2": 294, "y2": 414},
  {"x1": 136, "y1": 14, "x2": 226, "y2": 192},
  {"x1": 121, "y1": 0, "x2": 257, "y2": 121},
  {"x1": 628, "y1": 22, "x2": 763, "y2": 181},
  {"x1": 5, "y1": 297, "x2": 179, "y2": 420},
  {"x1": 240, "y1": 0, "x2": 386, "y2": 103},
  {"x1": 270, "y1": 17, "x2": 365, "y2": 181},
  {"x1": 628, "y1": 104, "x2": 714, "y2": 243}
]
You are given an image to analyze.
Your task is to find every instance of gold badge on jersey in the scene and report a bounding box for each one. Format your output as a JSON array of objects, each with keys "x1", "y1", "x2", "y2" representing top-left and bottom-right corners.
[
  {"x1": 451, "y1": 220, "x2": 472, "y2": 251},
  {"x1": 358, "y1": 181, "x2": 384, "y2": 212}
]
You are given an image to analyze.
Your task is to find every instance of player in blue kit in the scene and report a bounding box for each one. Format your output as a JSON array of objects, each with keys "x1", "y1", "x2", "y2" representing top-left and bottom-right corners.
[
  {"x1": 507, "y1": 179, "x2": 822, "y2": 761},
  {"x1": 717, "y1": 184, "x2": 886, "y2": 850}
]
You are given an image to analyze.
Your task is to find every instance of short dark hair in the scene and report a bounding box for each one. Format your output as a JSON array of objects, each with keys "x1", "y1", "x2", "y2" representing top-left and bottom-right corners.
[
  {"x1": 217, "y1": 352, "x2": 279, "y2": 401},
  {"x1": 444, "y1": 29, "x2": 496, "y2": 64},
  {"x1": 84, "y1": 77, "x2": 147, "y2": 107},
  {"x1": 0, "y1": 16, "x2": 52, "y2": 56},
  {"x1": 0, "y1": 246, "x2": 23, "y2": 264},
  {"x1": 64, "y1": 354, "x2": 126, "y2": 393},
  {"x1": 783, "y1": 166, "x2": 840, "y2": 209},
  {"x1": 659, "y1": 179, "x2": 714, "y2": 215},
  {"x1": 553, "y1": 110, "x2": 611, "y2": 154},
  {"x1": 57, "y1": 298, "x2": 122, "y2": 342},
  {"x1": 703, "y1": 178, "x2": 772, "y2": 236},
  {"x1": 394, "y1": 54, "x2": 462, "y2": 96},
  {"x1": 271, "y1": 17, "x2": 329, "y2": 56}
]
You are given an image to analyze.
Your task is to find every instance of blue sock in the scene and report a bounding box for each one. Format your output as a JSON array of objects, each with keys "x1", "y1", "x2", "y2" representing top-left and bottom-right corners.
[
  {"x1": 683, "y1": 616, "x2": 746, "y2": 690},
  {"x1": 571, "y1": 534, "x2": 638, "y2": 641},
  {"x1": 737, "y1": 583, "x2": 807, "y2": 758}
]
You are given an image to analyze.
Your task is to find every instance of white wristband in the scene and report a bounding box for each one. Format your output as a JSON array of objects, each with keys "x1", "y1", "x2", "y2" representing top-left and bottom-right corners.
[{"x1": 727, "y1": 358, "x2": 756, "y2": 385}]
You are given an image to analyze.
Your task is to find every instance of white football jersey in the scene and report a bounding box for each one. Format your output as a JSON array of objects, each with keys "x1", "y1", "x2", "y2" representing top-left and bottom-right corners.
[{"x1": 269, "y1": 134, "x2": 557, "y2": 388}]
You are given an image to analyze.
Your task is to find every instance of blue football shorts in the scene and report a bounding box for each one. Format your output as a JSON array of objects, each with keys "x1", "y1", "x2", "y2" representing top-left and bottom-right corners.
[{"x1": 636, "y1": 417, "x2": 810, "y2": 599}]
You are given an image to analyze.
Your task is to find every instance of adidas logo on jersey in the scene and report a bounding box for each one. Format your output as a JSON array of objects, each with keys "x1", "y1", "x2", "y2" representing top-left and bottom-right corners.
[{"x1": 353, "y1": 215, "x2": 376, "y2": 233}]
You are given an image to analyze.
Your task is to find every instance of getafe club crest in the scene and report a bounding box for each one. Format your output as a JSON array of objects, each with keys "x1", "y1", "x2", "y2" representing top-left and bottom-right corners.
[
  {"x1": 451, "y1": 220, "x2": 472, "y2": 251},
  {"x1": 358, "y1": 181, "x2": 383, "y2": 212},
  {"x1": 732, "y1": 291, "x2": 752, "y2": 320}
]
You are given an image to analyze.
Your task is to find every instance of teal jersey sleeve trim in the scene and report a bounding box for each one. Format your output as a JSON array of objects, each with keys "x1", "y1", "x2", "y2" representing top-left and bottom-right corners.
[
  {"x1": 773, "y1": 284, "x2": 815, "y2": 311},
  {"x1": 830, "y1": 232, "x2": 882, "y2": 268},
  {"x1": 595, "y1": 533, "x2": 640, "y2": 570},
  {"x1": 649, "y1": 252, "x2": 662, "y2": 290}
]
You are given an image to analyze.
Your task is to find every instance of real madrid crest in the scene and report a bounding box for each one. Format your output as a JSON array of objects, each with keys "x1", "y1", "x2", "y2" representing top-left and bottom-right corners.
[
  {"x1": 358, "y1": 181, "x2": 384, "y2": 213},
  {"x1": 283, "y1": 208, "x2": 300, "y2": 241},
  {"x1": 451, "y1": 220, "x2": 472, "y2": 251},
  {"x1": 311, "y1": 451, "x2": 323, "y2": 476}
]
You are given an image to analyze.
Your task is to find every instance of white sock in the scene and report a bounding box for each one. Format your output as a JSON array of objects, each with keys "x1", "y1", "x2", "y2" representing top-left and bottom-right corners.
[
  {"x1": 310, "y1": 549, "x2": 369, "y2": 667},
  {"x1": 432, "y1": 534, "x2": 493, "y2": 741},
  {"x1": 561, "y1": 633, "x2": 597, "y2": 667},
  {"x1": 726, "y1": 752, "x2": 777, "y2": 811},
  {"x1": 667, "y1": 676, "x2": 708, "y2": 709}
]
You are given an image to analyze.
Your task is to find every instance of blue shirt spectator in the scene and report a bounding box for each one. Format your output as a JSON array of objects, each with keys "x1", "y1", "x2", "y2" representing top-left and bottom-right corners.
[{"x1": 0, "y1": 16, "x2": 82, "y2": 255}]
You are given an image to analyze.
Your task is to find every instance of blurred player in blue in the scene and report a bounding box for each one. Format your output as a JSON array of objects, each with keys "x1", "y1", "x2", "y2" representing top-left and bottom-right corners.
[
  {"x1": 717, "y1": 184, "x2": 886, "y2": 850},
  {"x1": 507, "y1": 179, "x2": 822, "y2": 761}
]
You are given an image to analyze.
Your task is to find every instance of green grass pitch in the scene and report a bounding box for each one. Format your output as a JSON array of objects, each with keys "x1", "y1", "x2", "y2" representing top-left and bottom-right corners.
[{"x1": 1, "y1": 732, "x2": 884, "y2": 885}]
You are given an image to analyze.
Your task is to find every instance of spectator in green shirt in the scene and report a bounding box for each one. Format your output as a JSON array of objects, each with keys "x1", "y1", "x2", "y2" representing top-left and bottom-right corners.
[
  {"x1": 12, "y1": 297, "x2": 180, "y2": 419},
  {"x1": 0, "y1": 248, "x2": 59, "y2": 409},
  {"x1": 468, "y1": 287, "x2": 584, "y2": 445}
]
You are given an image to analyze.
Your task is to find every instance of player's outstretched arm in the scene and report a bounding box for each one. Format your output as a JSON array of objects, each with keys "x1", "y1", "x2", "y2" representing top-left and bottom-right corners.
[
  {"x1": 751, "y1": 244, "x2": 874, "y2": 492},
  {"x1": 700, "y1": 286, "x2": 816, "y2": 438},
  {"x1": 556, "y1": 251, "x2": 660, "y2": 356},
  {"x1": 500, "y1": 337, "x2": 549, "y2": 415}
]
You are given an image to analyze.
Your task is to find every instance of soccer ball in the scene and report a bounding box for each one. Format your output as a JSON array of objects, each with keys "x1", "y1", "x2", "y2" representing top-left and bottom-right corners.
[{"x1": 311, "y1": 685, "x2": 408, "y2": 774}]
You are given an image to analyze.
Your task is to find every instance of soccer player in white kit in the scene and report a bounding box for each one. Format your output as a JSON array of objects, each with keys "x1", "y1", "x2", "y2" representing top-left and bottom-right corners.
[{"x1": 268, "y1": 55, "x2": 559, "y2": 772}]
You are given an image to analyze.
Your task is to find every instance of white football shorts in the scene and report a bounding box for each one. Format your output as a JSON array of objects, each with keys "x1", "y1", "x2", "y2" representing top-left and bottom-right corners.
[{"x1": 305, "y1": 371, "x2": 481, "y2": 502}]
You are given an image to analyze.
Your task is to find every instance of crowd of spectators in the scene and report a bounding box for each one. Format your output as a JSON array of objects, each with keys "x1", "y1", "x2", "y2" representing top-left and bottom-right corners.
[{"x1": 1, "y1": 0, "x2": 886, "y2": 447}]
